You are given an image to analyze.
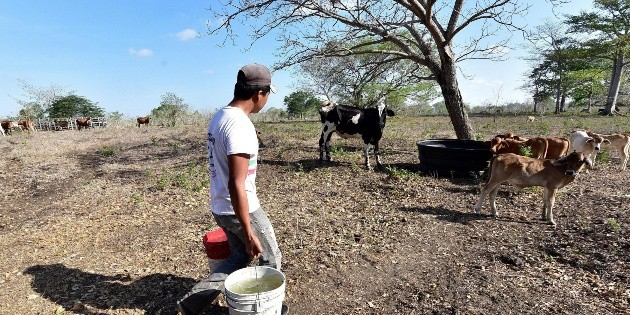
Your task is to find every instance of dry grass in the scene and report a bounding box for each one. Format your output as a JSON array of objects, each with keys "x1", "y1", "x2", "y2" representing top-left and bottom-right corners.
[{"x1": 0, "y1": 114, "x2": 628, "y2": 314}]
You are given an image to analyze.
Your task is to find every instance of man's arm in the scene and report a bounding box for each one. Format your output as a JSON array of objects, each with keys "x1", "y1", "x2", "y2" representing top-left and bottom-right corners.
[{"x1": 227, "y1": 153, "x2": 263, "y2": 258}]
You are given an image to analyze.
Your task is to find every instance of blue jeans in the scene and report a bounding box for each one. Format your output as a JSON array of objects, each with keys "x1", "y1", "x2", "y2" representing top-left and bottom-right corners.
[{"x1": 177, "y1": 208, "x2": 282, "y2": 314}]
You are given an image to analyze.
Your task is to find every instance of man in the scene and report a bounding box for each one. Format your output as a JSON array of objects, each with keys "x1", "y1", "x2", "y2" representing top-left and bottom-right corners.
[{"x1": 178, "y1": 64, "x2": 285, "y2": 314}]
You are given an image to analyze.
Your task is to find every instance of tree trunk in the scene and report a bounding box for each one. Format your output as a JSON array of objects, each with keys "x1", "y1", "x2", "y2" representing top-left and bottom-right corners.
[
  {"x1": 604, "y1": 52, "x2": 624, "y2": 115},
  {"x1": 554, "y1": 80, "x2": 561, "y2": 114},
  {"x1": 560, "y1": 93, "x2": 566, "y2": 112},
  {"x1": 436, "y1": 62, "x2": 474, "y2": 139}
]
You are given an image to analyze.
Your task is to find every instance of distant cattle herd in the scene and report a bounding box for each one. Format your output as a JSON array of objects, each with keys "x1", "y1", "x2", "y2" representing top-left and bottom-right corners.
[{"x1": 0, "y1": 116, "x2": 157, "y2": 135}]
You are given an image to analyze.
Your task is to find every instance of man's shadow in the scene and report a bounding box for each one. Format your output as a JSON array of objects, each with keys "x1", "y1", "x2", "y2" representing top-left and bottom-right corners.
[{"x1": 24, "y1": 263, "x2": 224, "y2": 314}]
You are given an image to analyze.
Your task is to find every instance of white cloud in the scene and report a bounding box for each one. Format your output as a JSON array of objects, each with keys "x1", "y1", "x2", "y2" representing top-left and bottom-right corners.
[
  {"x1": 175, "y1": 28, "x2": 199, "y2": 41},
  {"x1": 128, "y1": 48, "x2": 153, "y2": 57}
]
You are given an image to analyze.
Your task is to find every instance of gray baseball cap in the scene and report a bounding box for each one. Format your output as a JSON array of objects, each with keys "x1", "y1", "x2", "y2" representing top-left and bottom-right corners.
[{"x1": 237, "y1": 64, "x2": 277, "y2": 93}]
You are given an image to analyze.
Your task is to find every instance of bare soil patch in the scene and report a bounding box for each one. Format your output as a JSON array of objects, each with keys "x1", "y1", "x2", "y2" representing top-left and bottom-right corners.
[{"x1": 0, "y1": 116, "x2": 628, "y2": 314}]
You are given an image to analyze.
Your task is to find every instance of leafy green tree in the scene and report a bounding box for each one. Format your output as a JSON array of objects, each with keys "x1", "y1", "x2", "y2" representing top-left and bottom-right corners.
[
  {"x1": 566, "y1": 0, "x2": 630, "y2": 115},
  {"x1": 284, "y1": 91, "x2": 320, "y2": 119},
  {"x1": 18, "y1": 102, "x2": 45, "y2": 119},
  {"x1": 48, "y1": 94, "x2": 104, "y2": 118},
  {"x1": 151, "y1": 92, "x2": 189, "y2": 127}
]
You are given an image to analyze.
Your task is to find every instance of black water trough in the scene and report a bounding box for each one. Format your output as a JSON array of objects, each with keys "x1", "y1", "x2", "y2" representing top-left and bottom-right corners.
[{"x1": 417, "y1": 139, "x2": 493, "y2": 177}]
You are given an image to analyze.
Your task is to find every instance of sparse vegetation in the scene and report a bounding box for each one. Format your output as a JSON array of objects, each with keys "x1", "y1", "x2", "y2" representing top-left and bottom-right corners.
[
  {"x1": 0, "y1": 114, "x2": 628, "y2": 314},
  {"x1": 98, "y1": 145, "x2": 117, "y2": 156}
]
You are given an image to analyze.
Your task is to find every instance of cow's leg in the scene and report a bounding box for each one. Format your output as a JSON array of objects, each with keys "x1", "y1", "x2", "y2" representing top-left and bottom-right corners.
[
  {"x1": 319, "y1": 125, "x2": 333, "y2": 162},
  {"x1": 324, "y1": 132, "x2": 333, "y2": 161},
  {"x1": 542, "y1": 188, "x2": 557, "y2": 225},
  {"x1": 374, "y1": 142, "x2": 383, "y2": 169},
  {"x1": 620, "y1": 144, "x2": 629, "y2": 170},
  {"x1": 488, "y1": 185, "x2": 501, "y2": 217},
  {"x1": 363, "y1": 143, "x2": 371, "y2": 170},
  {"x1": 318, "y1": 132, "x2": 326, "y2": 161},
  {"x1": 590, "y1": 151, "x2": 598, "y2": 167},
  {"x1": 475, "y1": 181, "x2": 500, "y2": 215}
]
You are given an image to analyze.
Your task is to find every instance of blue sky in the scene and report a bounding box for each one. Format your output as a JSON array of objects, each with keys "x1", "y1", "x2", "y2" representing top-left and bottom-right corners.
[{"x1": 0, "y1": 1, "x2": 594, "y2": 118}]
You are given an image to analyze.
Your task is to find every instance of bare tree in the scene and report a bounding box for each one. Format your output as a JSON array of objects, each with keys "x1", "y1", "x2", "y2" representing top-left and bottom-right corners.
[
  {"x1": 11, "y1": 79, "x2": 74, "y2": 118},
  {"x1": 298, "y1": 44, "x2": 437, "y2": 110},
  {"x1": 206, "y1": 1, "x2": 547, "y2": 139}
]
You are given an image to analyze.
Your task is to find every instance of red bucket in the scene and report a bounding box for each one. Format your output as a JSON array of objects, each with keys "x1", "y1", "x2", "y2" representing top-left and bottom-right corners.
[{"x1": 203, "y1": 228, "x2": 231, "y2": 259}]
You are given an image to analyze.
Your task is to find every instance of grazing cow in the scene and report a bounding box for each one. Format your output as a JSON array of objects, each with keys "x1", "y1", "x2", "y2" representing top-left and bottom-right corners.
[
  {"x1": 318, "y1": 101, "x2": 395, "y2": 170},
  {"x1": 76, "y1": 117, "x2": 92, "y2": 130},
  {"x1": 597, "y1": 133, "x2": 630, "y2": 170},
  {"x1": 489, "y1": 137, "x2": 526, "y2": 155},
  {"x1": 569, "y1": 131, "x2": 610, "y2": 167},
  {"x1": 527, "y1": 116, "x2": 536, "y2": 122},
  {"x1": 18, "y1": 119, "x2": 35, "y2": 132},
  {"x1": 474, "y1": 152, "x2": 591, "y2": 225},
  {"x1": 491, "y1": 136, "x2": 548, "y2": 159},
  {"x1": 542, "y1": 137, "x2": 570, "y2": 159},
  {"x1": 137, "y1": 116, "x2": 150, "y2": 127}
]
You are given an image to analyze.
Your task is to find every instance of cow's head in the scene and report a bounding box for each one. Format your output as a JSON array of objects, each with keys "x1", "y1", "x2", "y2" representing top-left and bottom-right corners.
[
  {"x1": 377, "y1": 102, "x2": 395, "y2": 129},
  {"x1": 553, "y1": 151, "x2": 591, "y2": 176},
  {"x1": 586, "y1": 132, "x2": 611, "y2": 150}
]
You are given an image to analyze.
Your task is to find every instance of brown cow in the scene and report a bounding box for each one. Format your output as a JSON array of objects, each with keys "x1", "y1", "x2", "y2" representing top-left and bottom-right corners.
[
  {"x1": 474, "y1": 152, "x2": 591, "y2": 225},
  {"x1": 18, "y1": 119, "x2": 35, "y2": 132},
  {"x1": 76, "y1": 117, "x2": 92, "y2": 130},
  {"x1": 543, "y1": 137, "x2": 570, "y2": 159},
  {"x1": 489, "y1": 137, "x2": 526, "y2": 155},
  {"x1": 522, "y1": 137, "x2": 548, "y2": 159},
  {"x1": 137, "y1": 116, "x2": 150, "y2": 127},
  {"x1": 1, "y1": 120, "x2": 12, "y2": 135}
]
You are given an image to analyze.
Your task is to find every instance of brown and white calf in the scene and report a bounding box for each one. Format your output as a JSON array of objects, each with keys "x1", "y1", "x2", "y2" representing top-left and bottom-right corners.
[
  {"x1": 598, "y1": 133, "x2": 630, "y2": 170},
  {"x1": 1, "y1": 120, "x2": 20, "y2": 135},
  {"x1": 474, "y1": 152, "x2": 591, "y2": 225}
]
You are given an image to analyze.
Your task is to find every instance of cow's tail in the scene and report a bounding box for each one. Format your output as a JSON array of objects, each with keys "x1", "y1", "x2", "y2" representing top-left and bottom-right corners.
[{"x1": 483, "y1": 155, "x2": 498, "y2": 184}]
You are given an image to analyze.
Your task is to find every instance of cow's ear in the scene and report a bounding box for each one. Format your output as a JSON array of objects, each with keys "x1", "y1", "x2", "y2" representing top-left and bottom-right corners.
[
  {"x1": 552, "y1": 156, "x2": 568, "y2": 166},
  {"x1": 386, "y1": 109, "x2": 395, "y2": 116}
]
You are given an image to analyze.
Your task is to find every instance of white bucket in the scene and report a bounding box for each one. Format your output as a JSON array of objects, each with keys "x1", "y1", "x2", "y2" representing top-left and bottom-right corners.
[{"x1": 224, "y1": 266, "x2": 286, "y2": 315}]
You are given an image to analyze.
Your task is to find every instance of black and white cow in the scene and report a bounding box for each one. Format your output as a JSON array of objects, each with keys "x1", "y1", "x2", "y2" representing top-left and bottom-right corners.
[{"x1": 318, "y1": 101, "x2": 395, "y2": 170}]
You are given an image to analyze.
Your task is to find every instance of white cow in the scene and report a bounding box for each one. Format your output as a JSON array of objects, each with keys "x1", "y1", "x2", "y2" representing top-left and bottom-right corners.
[{"x1": 568, "y1": 131, "x2": 609, "y2": 167}]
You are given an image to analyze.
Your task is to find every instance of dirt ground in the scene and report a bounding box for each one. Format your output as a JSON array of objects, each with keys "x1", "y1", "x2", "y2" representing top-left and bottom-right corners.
[{"x1": 0, "y1": 116, "x2": 628, "y2": 315}]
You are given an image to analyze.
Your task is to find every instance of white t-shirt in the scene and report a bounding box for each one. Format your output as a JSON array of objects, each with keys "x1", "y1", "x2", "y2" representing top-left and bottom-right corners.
[{"x1": 208, "y1": 106, "x2": 260, "y2": 215}]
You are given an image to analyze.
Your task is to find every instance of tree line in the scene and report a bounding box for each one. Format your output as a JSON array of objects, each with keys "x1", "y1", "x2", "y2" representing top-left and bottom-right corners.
[{"x1": 207, "y1": 0, "x2": 628, "y2": 139}]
